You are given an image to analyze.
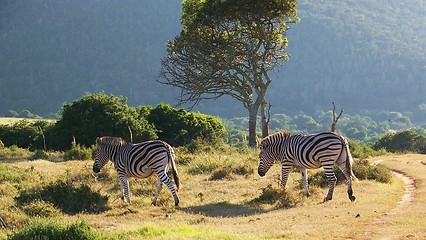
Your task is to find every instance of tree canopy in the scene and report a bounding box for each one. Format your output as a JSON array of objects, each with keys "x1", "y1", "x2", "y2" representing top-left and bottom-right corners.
[{"x1": 160, "y1": 0, "x2": 298, "y2": 146}]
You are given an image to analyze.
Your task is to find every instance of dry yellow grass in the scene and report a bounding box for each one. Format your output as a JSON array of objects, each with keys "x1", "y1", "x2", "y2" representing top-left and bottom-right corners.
[{"x1": 1, "y1": 153, "x2": 425, "y2": 239}]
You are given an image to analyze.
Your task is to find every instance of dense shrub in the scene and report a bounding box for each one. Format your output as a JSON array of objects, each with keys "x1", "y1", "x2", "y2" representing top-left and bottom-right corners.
[
  {"x1": 16, "y1": 180, "x2": 109, "y2": 214},
  {"x1": 146, "y1": 103, "x2": 227, "y2": 146},
  {"x1": 374, "y1": 130, "x2": 426, "y2": 153},
  {"x1": 0, "y1": 119, "x2": 53, "y2": 150},
  {"x1": 349, "y1": 140, "x2": 387, "y2": 159},
  {"x1": 46, "y1": 92, "x2": 157, "y2": 150},
  {"x1": 249, "y1": 184, "x2": 298, "y2": 209},
  {"x1": 11, "y1": 220, "x2": 103, "y2": 240},
  {"x1": 30, "y1": 150, "x2": 49, "y2": 160},
  {"x1": 353, "y1": 159, "x2": 393, "y2": 183},
  {"x1": 21, "y1": 199, "x2": 60, "y2": 218},
  {"x1": 305, "y1": 159, "x2": 392, "y2": 188},
  {"x1": 64, "y1": 141, "x2": 93, "y2": 160}
]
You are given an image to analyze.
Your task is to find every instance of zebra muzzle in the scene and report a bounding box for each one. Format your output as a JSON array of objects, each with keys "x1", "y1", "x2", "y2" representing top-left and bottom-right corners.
[
  {"x1": 93, "y1": 165, "x2": 100, "y2": 173},
  {"x1": 258, "y1": 168, "x2": 266, "y2": 177}
]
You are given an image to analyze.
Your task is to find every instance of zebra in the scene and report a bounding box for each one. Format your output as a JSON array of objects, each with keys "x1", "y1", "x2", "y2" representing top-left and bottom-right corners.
[
  {"x1": 92, "y1": 136, "x2": 181, "y2": 206},
  {"x1": 258, "y1": 130, "x2": 357, "y2": 202}
]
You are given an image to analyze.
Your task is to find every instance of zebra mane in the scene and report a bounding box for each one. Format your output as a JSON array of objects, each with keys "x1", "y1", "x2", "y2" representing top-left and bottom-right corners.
[
  {"x1": 260, "y1": 130, "x2": 291, "y2": 146},
  {"x1": 96, "y1": 136, "x2": 126, "y2": 146}
]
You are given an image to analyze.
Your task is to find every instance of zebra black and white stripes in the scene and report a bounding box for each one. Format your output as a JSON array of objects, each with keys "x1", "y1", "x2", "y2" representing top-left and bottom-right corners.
[
  {"x1": 258, "y1": 131, "x2": 357, "y2": 202},
  {"x1": 93, "y1": 137, "x2": 181, "y2": 206}
]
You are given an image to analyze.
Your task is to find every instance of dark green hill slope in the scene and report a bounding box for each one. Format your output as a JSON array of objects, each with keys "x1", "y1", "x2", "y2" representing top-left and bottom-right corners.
[{"x1": 0, "y1": 0, "x2": 424, "y2": 122}]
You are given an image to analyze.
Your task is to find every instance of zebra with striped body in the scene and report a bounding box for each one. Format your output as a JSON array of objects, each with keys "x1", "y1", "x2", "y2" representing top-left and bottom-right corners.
[
  {"x1": 258, "y1": 131, "x2": 357, "y2": 202},
  {"x1": 93, "y1": 137, "x2": 181, "y2": 206}
]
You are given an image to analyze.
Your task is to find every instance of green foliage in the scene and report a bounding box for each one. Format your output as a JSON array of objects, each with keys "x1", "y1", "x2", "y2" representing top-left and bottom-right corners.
[
  {"x1": 349, "y1": 140, "x2": 387, "y2": 159},
  {"x1": 0, "y1": 145, "x2": 32, "y2": 160},
  {"x1": 225, "y1": 111, "x2": 424, "y2": 143},
  {"x1": 16, "y1": 180, "x2": 109, "y2": 214},
  {"x1": 6, "y1": 110, "x2": 19, "y2": 118},
  {"x1": 11, "y1": 220, "x2": 103, "y2": 240},
  {"x1": 374, "y1": 130, "x2": 426, "y2": 153},
  {"x1": 0, "y1": 119, "x2": 53, "y2": 150},
  {"x1": 30, "y1": 150, "x2": 49, "y2": 160},
  {"x1": 19, "y1": 110, "x2": 41, "y2": 119},
  {"x1": 306, "y1": 159, "x2": 392, "y2": 188},
  {"x1": 64, "y1": 141, "x2": 93, "y2": 161},
  {"x1": 147, "y1": 103, "x2": 226, "y2": 146},
  {"x1": 47, "y1": 92, "x2": 157, "y2": 150},
  {"x1": 353, "y1": 159, "x2": 393, "y2": 183},
  {"x1": 21, "y1": 199, "x2": 60, "y2": 218}
]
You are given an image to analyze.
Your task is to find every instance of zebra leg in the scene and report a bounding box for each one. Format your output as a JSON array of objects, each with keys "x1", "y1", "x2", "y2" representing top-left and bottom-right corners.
[
  {"x1": 281, "y1": 165, "x2": 292, "y2": 190},
  {"x1": 338, "y1": 163, "x2": 356, "y2": 202},
  {"x1": 157, "y1": 170, "x2": 180, "y2": 206},
  {"x1": 300, "y1": 168, "x2": 311, "y2": 197},
  {"x1": 323, "y1": 165, "x2": 337, "y2": 202},
  {"x1": 118, "y1": 175, "x2": 131, "y2": 204},
  {"x1": 152, "y1": 177, "x2": 163, "y2": 206}
]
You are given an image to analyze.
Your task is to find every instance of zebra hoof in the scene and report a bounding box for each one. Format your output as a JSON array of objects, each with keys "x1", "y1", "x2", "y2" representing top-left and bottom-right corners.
[{"x1": 349, "y1": 195, "x2": 356, "y2": 202}]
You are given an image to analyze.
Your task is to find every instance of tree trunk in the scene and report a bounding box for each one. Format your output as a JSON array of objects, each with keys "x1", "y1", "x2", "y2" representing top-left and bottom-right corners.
[
  {"x1": 248, "y1": 106, "x2": 258, "y2": 147},
  {"x1": 261, "y1": 100, "x2": 267, "y2": 137}
]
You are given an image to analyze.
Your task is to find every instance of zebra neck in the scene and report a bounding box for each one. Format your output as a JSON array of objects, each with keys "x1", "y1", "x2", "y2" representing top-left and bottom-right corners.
[{"x1": 109, "y1": 144, "x2": 124, "y2": 162}]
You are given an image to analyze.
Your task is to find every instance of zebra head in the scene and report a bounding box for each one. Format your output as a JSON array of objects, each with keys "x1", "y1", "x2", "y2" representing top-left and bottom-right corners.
[
  {"x1": 93, "y1": 137, "x2": 125, "y2": 173},
  {"x1": 258, "y1": 131, "x2": 289, "y2": 177},
  {"x1": 258, "y1": 140, "x2": 276, "y2": 177}
]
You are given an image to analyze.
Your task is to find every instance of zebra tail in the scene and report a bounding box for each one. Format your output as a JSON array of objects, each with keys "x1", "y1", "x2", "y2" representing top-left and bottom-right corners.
[
  {"x1": 344, "y1": 139, "x2": 358, "y2": 182},
  {"x1": 166, "y1": 144, "x2": 181, "y2": 192}
]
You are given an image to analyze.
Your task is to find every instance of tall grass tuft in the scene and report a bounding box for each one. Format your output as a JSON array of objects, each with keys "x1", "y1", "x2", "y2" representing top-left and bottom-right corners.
[
  {"x1": 250, "y1": 184, "x2": 298, "y2": 209},
  {"x1": 11, "y1": 220, "x2": 104, "y2": 240},
  {"x1": 16, "y1": 180, "x2": 109, "y2": 214}
]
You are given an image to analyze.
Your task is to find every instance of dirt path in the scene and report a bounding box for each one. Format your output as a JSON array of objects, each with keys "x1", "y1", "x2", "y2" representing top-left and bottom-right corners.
[{"x1": 355, "y1": 155, "x2": 425, "y2": 239}]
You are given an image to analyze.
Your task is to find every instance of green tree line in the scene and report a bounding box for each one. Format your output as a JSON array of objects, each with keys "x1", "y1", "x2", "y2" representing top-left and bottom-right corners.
[{"x1": 0, "y1": 92, "x2": 226, "y2": 151}]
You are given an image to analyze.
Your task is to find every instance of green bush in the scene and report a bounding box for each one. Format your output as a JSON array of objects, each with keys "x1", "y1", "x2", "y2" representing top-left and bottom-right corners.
[
  {"x1": 64, "y1": 141, "x2": 92, "y2": 161},
  {"x1": 352, "y1": 159, "x2": 393, "y2": 183},
  {"x1": 250, "y1": 184, "x2": 298, "y2": 209},
  {"x1": 46, "y1": 92, "x2": 157, "y2": 150},
  {"x1": 349, "y1": 140, "x2": 387, "y2": 159},
  {"x1": 21, "y1": 199, "x2": 60, "y2": 218},
  {"x1": 16, "y1": 180, "x2": 109, "y2": 214},
  {"x1": 305, "y1": 159, "x2": 392, "y2": 188},
  {"x1": 30, "y1": 150, "x2": 49, "y2": 160},
  {"x1": 11, "y1": 220, "x2": 103, "y2": 240},
  {"x1": 374, "y1": 130, "x2": 426, "y2": 153},
  {"x1": 0, "y1": 119, "x2": 53, "y2": 150},
  {"x1": 146, "y1": 103, "x2": 227, "y2": 146}
]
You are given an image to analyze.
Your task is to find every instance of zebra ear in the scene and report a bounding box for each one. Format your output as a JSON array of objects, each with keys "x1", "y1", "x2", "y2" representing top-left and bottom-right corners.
[
  {"x1": 256, "y1": 136, "x2": 261, "y2": 148},
  {"x1": 96, "y1": 137, "x2": 102, "y2": 145}
]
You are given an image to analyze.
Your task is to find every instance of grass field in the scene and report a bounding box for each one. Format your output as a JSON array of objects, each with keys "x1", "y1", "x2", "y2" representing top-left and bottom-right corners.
[
  {"x1": 0, "y1": 117, "x2": 54, "y2": 125},
  {"x1": 0, "y1": 148, "x2": 425, "y2": 239}
]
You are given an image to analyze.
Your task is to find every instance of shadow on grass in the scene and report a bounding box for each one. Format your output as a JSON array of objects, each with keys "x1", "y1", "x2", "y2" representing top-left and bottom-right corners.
[{"x1": 181, "y1": 201, "x2": 268, "y2": 218}]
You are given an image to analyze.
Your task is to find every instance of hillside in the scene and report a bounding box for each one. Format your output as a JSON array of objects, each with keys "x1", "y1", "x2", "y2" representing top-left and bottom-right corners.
[{"x1": 0, "y1": 0, "x2": 425, "y2": 123}]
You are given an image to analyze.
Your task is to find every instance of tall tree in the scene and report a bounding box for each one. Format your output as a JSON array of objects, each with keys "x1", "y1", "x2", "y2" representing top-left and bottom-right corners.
[{"x1": 160, "y1": 0, "x2": 298, "y2": 146}]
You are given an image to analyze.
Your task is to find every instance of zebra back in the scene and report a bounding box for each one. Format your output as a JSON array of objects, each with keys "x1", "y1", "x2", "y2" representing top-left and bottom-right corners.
[{"x1": 96, "y1": 136, "x2": 126, "y2": 146}]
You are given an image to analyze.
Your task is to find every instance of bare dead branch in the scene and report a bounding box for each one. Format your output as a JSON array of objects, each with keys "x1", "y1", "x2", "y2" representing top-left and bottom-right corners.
[{"x1": 331, "y1": 102, "x2": 343, "y2": 132}]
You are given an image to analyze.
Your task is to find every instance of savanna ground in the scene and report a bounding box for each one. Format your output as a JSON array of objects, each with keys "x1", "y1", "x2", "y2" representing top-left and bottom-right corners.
[{"x1": 0, "y1": 146, "x2": 425, "y2": 239}]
